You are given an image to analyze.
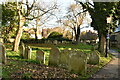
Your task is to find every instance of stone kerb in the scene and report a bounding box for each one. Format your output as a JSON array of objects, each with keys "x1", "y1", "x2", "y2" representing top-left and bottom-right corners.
[
  {"x1": 87, "y1": 50, "x2": 100, "y2": 65},
  {"x1": 36, "y1": 50, "x2": 45, "y2": 64},
  {"x1": 24, "y1": 46, "x2": 32, "y2": 59},
  {"x1": 0, "y1": 43, "x2": 6, "y2": 64},
  {"x1": 68, "y1": 50, "x2": 87, "y2": 75},
  {"x1": 48, "y1": 47, "x2": 60, "y2": 67},
  {"x1": 19, "y1": 42, "x2": 25, "y2": 58}
]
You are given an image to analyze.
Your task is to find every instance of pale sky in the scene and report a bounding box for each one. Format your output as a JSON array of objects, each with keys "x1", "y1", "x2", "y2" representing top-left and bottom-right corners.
[{"x1": 1, "y1": 0, "x2": 95, "y2": 32}]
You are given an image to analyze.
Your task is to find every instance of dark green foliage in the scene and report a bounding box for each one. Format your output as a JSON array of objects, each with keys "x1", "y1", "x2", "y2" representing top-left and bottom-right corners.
[
  {"x1": 89, "y1": 2, "x2": 119, "y2": 35},
  {"x1": 48, "y1": 32, "x2": 63, "y2": 39},
  {"x1": 21, "y1": 38, "x2": 72, "y2": 44},
  {"x1": 2, "y1": 2, "x2": 18, "y2": 26},
  {"x1": 2, "y1": 2, "x2": 18, "y2": 42}
]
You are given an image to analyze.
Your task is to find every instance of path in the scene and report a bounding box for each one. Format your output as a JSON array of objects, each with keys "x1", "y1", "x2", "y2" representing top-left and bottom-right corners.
[{"x1": 89, "y1": 49, "x2": 120, "y2": 80}]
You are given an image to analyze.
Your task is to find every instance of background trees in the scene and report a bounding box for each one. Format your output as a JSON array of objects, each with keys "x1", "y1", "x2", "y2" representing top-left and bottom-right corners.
[
  {"x1": 12, "y1": 0, "x2": 57, "y2": 52},
  {"x1": 62, "y1": 4, "x2": 87, "y2": 43},
  {"x1": 80, "y1": 30, "x2": 97, "y2": 41},
  {"x1": 2, "y1": 2, "x2": 18, "y2": 43},
  {"x1": 76, "y1": 0, "x2": 120, "y2": 56}
]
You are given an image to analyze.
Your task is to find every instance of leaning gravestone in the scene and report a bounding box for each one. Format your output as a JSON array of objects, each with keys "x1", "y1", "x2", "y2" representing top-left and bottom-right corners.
[
  {"x1": 19, "y1": 42, "x2": 25, "y2": 58},
  {"x1": 87, "y1": 50, "x2": 100, "y2": 65},
  {"x1": 24, "y1": 46, "x2": 31, "y2": 59},
  {"x1": 49, "y1": 47, "x2": 60, "y2": 67},
  {"x1": 68, "y1": 50, "x2": 87, "y2": 75},
  {"x1": 36, "y1": 50, "x2": 45, "y2": 64},
  {"x1": 0, "y1": 43, "x2": 6, "y2": 64},
  {"x1": 59, "y1": 49, "x2": 69, "y2": 69}
]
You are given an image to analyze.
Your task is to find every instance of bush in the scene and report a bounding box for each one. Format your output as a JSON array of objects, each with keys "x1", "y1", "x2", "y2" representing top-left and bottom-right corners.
[{"x1": 48, "y1": 32, "x2": 63, "y2": 39}]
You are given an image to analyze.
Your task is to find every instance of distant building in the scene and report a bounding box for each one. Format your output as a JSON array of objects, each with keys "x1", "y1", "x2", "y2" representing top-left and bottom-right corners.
[{"x1": 110, "y1": 25, "x2": 120, "y2": 49}]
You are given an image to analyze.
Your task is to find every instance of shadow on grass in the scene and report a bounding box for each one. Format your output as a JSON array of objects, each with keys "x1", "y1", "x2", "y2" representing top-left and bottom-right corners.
[{"x1": 7, "y1": 55, "x2": 22, "y2": 59}]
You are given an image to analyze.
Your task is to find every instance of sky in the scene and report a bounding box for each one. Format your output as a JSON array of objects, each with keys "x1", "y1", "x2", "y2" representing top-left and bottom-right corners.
[{"x1": 1, "y1": 0, "x2": 95, "y2": 32}]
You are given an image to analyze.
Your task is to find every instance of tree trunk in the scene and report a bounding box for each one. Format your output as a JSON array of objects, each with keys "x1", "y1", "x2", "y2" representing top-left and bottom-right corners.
[
  {"x1": 98, "y1": 31, "x2": 101, "y2": 51},
  {"x1": 35, "y1": 29, "x2": 38, "y2": 40},
  {"x1": 99, "y1": 33, "x2": 106, "y2": 55},
  {"x1": 13, "y1": 15, "x2": 25, "y2": 52},
  {"x1": 75, "y1": 27, "x2": 80, "y2": 43},
  {"x1": 13, "y1": 0, "x2": 26, "y2": 52}
]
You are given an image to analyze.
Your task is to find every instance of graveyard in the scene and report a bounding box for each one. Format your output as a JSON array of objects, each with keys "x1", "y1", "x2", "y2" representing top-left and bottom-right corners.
[
  {"x1": 1, "y1": 42, "x2": 113, "y2": 79},
  {"x1": 1, "y1": 0, "x2": 120, "y2": 79}
]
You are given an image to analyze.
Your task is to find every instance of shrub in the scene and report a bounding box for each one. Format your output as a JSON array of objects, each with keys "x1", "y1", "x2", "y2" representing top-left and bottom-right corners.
[{"x1": 48, "y1": 32, "x2": 63, "y2": 39}]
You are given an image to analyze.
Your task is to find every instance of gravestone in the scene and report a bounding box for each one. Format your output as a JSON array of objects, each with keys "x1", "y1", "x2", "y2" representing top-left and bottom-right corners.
[
  {"x1": 0, "y1": 43, "x2": 6, "y2": 64},
  {"x1": 24, "y1": 46, "x2": 32, "y2": 59},
  {"x1": 59, "y1": 49, "x2": 69, "y2": 68},
  {"x1": 36, "y1": 50, "x2": 45, "y2": 64},
  {"x1": 68, "y1": 50, "x2": 87, "y2": 75},
  {"x1": 19, "y1": 42, "x2": 25, "y2": 58},
  {"x1": 49, "y1": 47, "x2": 60, "y2": 66},
  {"x1": 53, "y1": 40, "x2": 57, "y2": 45},
  {"x1": 87, "y1": 50, "x2": 100, "y2": 65}
]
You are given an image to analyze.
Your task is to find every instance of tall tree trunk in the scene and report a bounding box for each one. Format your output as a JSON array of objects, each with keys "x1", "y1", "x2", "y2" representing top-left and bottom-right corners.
[
  {"x1": 75, "y1": 27, "x2": 80, "y2": 43},
  {"x1": 35, "y1": 19, "x2": 39, "y2": 40},
  {"x1": 98, "y1": 31, "x2": 101, "y2": 52},
  {"x1": 35, "y1": 29, "x2": 38, "y2": 40},
  {"x1": 13, "y1": 0, "x2": 25, "y2": 52},
  {"x1": 99, "y1": 33, "x2": 106, "y2": 55},
  {"x1": 13, "y1": 9, "x2": 25, "y2": 52}
]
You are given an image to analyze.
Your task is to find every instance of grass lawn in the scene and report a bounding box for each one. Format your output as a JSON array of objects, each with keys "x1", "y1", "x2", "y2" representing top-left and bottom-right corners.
[{"x1": 2, "y1": 43, "x2": 113, "y2": 79}]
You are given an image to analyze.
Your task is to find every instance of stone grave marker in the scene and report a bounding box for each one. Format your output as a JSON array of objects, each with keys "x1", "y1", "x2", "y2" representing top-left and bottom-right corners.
[
  {"x1": 53, "y1": 40, "x2": 57, "y2": 45},
  {"x1": 87, "y1": 50, "x2": 100, "y2": 65},
  {"x1": 68, "y1": 50, "x2": 87, "y2": 75},
  {"x1": 19, "y1": 42, "x2": 25, "y2": 58},
  {"x1": 59, "y1": 49, "x2": 69, "y2": 68},
  {"x1": 24, "y1": 46, "x2": 32, "y2": 59},
  {"x1": 49, "y1": 47, "x2": 60, "y2": 66},
  {"x1": 0, "y1": 43, "x2": 6, "y2": 64},
  {"x1": 36, "y1": 50, "x2": 45, "y2": 64}
]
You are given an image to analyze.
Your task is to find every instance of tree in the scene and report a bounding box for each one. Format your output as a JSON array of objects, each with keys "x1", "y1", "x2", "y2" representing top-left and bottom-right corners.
[
  {"x1": 2, "y1": 2, "x2": 18, "y2": 42},
  {"x1": 13, "y1": 0, "x2": 57, "y2": 52},
  {"x1": 75, "y1": 0, "x2": 120, "y2": 56},
  {"x1": 62, "y1": 4, "x2": 87, "y2": 43}
]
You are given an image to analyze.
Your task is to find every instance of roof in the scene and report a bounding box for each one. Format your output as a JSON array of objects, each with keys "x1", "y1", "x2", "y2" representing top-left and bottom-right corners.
[{"x1": 114, "y1": 25, "x2": 120, "y2": 32}]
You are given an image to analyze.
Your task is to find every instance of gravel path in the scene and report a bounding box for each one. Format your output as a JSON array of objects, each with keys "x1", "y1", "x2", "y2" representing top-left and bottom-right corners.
[{"x1": 89, "y1": 49, "x2": 120, "y2": 80}]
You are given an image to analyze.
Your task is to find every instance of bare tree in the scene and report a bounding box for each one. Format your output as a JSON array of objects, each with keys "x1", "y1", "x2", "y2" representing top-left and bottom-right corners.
[
  {"x1": 62, "y1": 4, "x2": 87, "y2": 42},
  {"x1": 13, "y1": 0, "x2": 57, "y2": 52}
]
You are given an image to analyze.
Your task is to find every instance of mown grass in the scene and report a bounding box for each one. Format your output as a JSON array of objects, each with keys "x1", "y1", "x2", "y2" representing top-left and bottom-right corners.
[{"x1": 2, "y1": 43, "x2": 113, "y2": 79}]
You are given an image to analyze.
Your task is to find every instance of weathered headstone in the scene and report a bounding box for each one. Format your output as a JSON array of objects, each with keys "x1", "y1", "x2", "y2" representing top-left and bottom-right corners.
[
  {"x1": 68, "y1": 50, "x2": 87, "y2": 75},
  {"x1": 24, "y1": 46, "x2": 32, "y2": 59},
  {"x1": 87, "y1": 50, "x2": 100, "y2": 65},
  {"x1": 19, "y1": 42, "x2": 25, "y2": 58},
  {"x1": 59, "y1": 49, "x2": 69, "y2": 68},
  {"x1": 36, "y1": 50, "x2": 45, "y2": 64},
  {"x1": 49, "y1": 47, "x2": 60, "y2": 66},
  {"x1": 53, "y1": 40, "x2": 57, "y2": 45},
  {"x1": 0, "y1": 43, "x2": 6, "y2": 64}
]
